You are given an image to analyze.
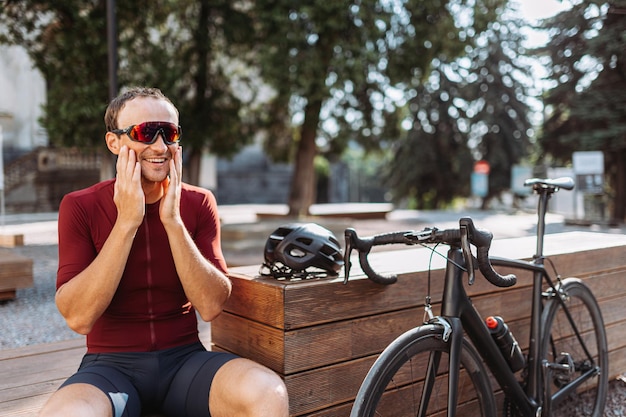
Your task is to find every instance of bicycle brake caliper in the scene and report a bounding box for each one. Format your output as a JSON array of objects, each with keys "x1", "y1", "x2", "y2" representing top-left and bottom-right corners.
[{"x1": 429, "y1": 317, "x2": 452, "y2": 342}]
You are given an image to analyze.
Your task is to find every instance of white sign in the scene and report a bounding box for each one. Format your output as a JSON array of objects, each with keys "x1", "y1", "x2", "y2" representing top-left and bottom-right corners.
[
  {"x1": 471, "y1": 172, "x2": 488, "y2": 197},
  {"x1": 573, "y1": 151, "x2": 604, "y2": 175},
  {"x1": 511, "y1": 165, "x2": 533, "y2": 196}
]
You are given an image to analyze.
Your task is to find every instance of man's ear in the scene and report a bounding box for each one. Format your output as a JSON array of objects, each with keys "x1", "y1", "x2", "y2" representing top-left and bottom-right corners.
[{"x1": 105, "y1": 132, "x2": 121, "y2": 155}]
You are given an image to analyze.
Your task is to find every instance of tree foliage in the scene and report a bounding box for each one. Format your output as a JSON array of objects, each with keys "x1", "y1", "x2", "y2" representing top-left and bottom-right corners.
[
  {"x1": 0, "y1": 0, "x2": 111, "y2": 149},
  {"x1": 250, "y1": 0, "x2": 505, "y2": 215},
  {"x1": 538, "y1": 0, "x2": 626, "y2": 221},
  {"x1": 0, "y1": 0, "x2": 260, "y2": 174},
  {"x1": 387, "y1": 9, "x2": 533, "y2": 209}
]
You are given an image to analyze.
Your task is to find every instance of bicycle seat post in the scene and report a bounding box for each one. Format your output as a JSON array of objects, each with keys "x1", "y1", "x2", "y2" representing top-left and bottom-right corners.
[{"x1": 534, "y1": 188, "x2": 551, "y2": 262}]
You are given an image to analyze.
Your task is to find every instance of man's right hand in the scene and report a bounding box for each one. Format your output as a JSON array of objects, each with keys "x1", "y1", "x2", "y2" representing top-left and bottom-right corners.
[{"x1": 114, "y1": 145, "x2": 145, "y2": 229}]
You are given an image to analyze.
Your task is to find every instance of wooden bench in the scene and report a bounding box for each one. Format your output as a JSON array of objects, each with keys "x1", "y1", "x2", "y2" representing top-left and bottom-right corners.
[
  {"x1": 0, "y1": 322, "x2": 211, "y2": 417},
  {"x1": 2, "y1": 232, "x2": 625, "y2": 416},
  {"x1": 213, "y1": 231, "x2": 626, "y2": 416},
  {"x1": 0, "y1": 234, "x2": 25, "y2": 248},
  {"x1": 0, "y1": 247, "x2": 33, "y2": 300},
  {"x1": 0, "y1": 339, "x2": 85, "y2": 416}
]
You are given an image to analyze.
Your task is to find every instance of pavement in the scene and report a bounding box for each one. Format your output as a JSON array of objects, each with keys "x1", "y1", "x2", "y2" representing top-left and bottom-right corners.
[{"x1": 1, "y1": 202, "x2": 624, "y2": 267}]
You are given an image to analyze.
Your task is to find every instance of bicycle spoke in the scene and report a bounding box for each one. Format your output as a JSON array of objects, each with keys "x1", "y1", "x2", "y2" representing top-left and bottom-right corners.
[{"x1": 541, "y1": 279, "x2": 608, "y2": 417}]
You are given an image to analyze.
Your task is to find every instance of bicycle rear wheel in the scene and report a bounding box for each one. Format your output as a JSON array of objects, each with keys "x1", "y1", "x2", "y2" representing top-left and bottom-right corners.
[
  {"x1": 350, "y1": 323, "x2": 496, "y2": 417},
  {"x1": 540, "y1": 278, "x2": 608, "y2": 417}
]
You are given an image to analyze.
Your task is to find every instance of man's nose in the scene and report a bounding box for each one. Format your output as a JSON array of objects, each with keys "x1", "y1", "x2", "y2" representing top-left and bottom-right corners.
[{"x1": 150, "y1": 129, "x2": 169, "y2": 149}]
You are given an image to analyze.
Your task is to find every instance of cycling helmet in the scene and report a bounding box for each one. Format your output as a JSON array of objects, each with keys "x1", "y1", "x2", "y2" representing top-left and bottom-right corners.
[{"x1": 261, "y1": 223, "x2": 344, "y2": 280}]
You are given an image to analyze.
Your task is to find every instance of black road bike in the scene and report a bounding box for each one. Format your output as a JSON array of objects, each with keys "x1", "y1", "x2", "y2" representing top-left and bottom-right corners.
[{"x1": 344, "y1": 178, "x2": 608, "y2": 417}]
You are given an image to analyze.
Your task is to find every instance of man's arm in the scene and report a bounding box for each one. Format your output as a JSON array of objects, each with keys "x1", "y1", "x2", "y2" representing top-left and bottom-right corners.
[
  {"x1": 56, "y1": 146, "x2": 145, "y2": 334},
  {"x1": 159, "y1": 147, "x2": 232, "y2": 321}
]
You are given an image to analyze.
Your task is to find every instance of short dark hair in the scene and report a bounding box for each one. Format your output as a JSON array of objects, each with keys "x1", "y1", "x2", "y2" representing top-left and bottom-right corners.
[{"x1": 104, "y1": 87, "x2": 179, "y2": 131}]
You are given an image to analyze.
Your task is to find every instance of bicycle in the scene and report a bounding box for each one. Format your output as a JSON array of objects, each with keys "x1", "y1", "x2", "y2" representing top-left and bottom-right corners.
[{"x1": 343, "y1": 177, "x2": 608, "y2": 417}]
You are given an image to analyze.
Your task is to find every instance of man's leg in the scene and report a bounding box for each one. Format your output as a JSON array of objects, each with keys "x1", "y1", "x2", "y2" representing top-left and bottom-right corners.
[
  {"x1": 39, "y1": 383, "x2": 113, "y2": 417},
  {"x1": 39, "y1": 364, "x2": 140, "y2": 417},
  {"x1": 208, "y1": 358, "x2": 289, "y2": 417}
]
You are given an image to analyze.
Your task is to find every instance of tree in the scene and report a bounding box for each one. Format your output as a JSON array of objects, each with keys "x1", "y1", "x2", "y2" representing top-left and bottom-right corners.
[
  {"x1": 251, "y1": 0, "x2": 504, "y2": 216},
  {"x1": 465, "y1": 13, "x2": 534, "y2": 208},
  {"x1": 0, "y1": 0, "x2": 112, "y2": 148},
  {"x1": 0, "y1": 0, "x2": 261, "y2": 183},
  {"x1": 538, "y1": 0, "x2": 626, "y2": 221},
  {"x1": 387, "y1": 65, "x2": 474, "y2": 209},
  {"x1": 386, "y1": 7, "x2": 533, "y2": 209}
]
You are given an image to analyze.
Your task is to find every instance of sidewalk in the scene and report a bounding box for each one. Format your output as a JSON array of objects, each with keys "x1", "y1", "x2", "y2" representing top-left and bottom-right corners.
[
  {"x1": 1, "y1": 203, "x2": 623, "y2": 249},
  {"x1": 5, "y1": 203, "x2": 623, "y2": 270}
]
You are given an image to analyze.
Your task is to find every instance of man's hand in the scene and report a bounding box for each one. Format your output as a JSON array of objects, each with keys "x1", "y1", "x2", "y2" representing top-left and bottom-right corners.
[
  {"x1": 114, "y1": 145, "x2": 145, "y2": 229},
  {"x1": 160, "y1": 146, "x2": 183, "y2": 226}
]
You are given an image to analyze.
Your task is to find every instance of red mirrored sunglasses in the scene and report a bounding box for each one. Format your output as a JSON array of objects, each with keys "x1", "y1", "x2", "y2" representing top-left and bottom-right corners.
[{"x1": 111, "y1": 121, "x2": 182, "y2": 145}]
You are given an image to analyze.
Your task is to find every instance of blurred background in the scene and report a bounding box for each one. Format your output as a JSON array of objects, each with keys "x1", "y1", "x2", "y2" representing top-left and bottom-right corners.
[{"x1": 0, "y1": 0, "x2": 624, "y2": 224}]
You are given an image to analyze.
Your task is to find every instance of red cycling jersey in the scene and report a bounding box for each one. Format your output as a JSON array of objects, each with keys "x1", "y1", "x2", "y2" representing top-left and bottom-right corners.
[{"x1": 57, "y1": 179, "x2": 229, "y2": 353}]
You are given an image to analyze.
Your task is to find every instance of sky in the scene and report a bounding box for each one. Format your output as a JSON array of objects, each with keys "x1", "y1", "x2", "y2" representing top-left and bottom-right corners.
[
  {"x1": 514, "y1": 0, "x2": 572, "y2": 47},
  {"x1": 515, "y1": 0, "x2": 571, "y2": 21}
]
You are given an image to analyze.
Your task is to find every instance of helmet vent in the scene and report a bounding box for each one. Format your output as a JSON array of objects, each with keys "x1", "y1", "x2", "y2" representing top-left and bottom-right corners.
[{"x1": 288, "y1": 247, "x2": 307, "y2": 258}]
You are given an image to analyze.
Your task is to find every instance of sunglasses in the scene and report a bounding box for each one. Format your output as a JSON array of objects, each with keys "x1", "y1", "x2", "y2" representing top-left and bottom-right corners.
[{"x1": 111, "y1": 121, "x2": 182, "y2": 145}]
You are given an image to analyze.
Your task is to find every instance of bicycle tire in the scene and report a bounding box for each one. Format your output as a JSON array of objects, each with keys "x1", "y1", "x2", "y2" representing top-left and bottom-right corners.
[
  {"x1": 540, "y1": 277, "x2": 608, "y2": 417},
  {"x1": 350, "y1": 323, "x2": 496, "y2": 417}
]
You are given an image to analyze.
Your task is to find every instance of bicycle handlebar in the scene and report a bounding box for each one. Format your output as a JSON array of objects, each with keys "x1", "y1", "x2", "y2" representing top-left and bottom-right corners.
[{"x1": 343, "y1": 217, "x2": 517, "y2": 288}]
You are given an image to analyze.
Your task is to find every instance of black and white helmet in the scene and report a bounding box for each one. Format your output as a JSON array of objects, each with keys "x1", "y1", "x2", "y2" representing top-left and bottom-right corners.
[{"x1": 261, "y1": 223, "x2": 344, "y2": 279}]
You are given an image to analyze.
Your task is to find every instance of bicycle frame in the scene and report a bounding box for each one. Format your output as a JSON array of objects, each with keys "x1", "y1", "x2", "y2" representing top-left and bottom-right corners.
[
  {"x1": 438, "y1": 247, "x2": 538, "y2": 416},
  {"x1": 438, "y1": 185, "x2": 578, "y2": 416}
]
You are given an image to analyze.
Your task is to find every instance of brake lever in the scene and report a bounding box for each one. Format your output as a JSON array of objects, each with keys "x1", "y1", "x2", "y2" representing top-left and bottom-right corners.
[
  {"x1": 459, "y1": 219, "x2": 476, "y2": 285},
  {"x1": 343, "y1": 229, "x2": 355, "y2": 284}
]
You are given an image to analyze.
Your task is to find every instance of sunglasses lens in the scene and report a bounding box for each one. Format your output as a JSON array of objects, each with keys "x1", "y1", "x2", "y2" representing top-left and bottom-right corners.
[{"x1": 131, "y1": 122, "x2": 181, "y2": 144}]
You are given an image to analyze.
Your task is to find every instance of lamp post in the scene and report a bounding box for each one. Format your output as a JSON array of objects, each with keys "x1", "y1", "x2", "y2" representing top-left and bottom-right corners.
[{"x1": 107, "y1": 0, "x2": 118, "y2": 100}]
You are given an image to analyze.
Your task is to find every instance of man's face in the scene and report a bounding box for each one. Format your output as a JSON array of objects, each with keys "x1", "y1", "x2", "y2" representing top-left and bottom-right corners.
[{"x1": 113, "y1": 97, "x2": 180, "y2": 184}]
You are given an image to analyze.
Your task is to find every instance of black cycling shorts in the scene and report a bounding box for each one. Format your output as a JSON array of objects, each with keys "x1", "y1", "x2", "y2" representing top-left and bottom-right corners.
[{"x1": 59, "y1": 342, "x2": 238, "y2": 417}]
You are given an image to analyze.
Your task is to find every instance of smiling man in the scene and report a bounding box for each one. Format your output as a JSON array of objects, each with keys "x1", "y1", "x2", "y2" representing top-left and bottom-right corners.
[{"x1": 40, "y1": 87, "x2": 289, "y2": 417}]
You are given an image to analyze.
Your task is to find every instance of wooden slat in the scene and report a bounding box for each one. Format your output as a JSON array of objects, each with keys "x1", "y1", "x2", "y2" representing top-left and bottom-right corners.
[
  {"x1": 0, "y1": 248, "x2": 33, "y2": 294},
  {"x1": 0, "y1": 338, "x2": 84, "y2": 417},
  {"x1": 285, "y1": 356, "x2": 375, "y2": 415},
  {"x1": 224, "y1": 232, "x2": 626, "y2": 332},
  {"x1": 210, "y1": 312, "x2": 286, "y2": 373},
  {"x1": 0, "y1": 234, "x2": 24, "y2": 248}
]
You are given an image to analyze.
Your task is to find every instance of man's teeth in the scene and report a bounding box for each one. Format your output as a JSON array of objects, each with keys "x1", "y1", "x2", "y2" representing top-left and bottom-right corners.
[{"x1": 146, "y1": 158, "x2": 166, "y2": 163}]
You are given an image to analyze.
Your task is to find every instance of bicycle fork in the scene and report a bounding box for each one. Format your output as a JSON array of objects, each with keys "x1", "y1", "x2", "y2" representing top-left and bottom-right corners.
[{"x1": 418, "y1": 317, "x2": 464, "y2": 417}]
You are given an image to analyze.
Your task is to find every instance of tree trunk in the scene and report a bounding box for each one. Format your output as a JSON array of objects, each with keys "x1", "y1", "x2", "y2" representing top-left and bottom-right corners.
[
  {"x1": 185, "y1": 147, "x2": 201, "y2": 186},
  {"x1": 287, "y1": 99, "x2": 323, "y2": 217},
  {"x1": 611, "y1": 148, "x2": 626, "y2": 222}
]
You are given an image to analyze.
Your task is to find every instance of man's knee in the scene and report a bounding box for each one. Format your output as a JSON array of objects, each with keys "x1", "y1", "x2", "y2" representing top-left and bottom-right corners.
[
  {"x1": 210, "y1": 359, "x2": 289, "y2": 417},
  {"x1": 39, "y1": 383, "x2": 112, "y2": 417}
]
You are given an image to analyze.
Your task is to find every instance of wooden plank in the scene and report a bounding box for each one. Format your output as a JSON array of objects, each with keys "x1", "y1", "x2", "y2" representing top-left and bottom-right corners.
[
  {"x1": 0, "y1": 248, "x2": 33, "y2": 293},
  {"x1": 216, "y1": 259, "x2": 626, "y2": 377},
  {"x1": 285, "y1": 356, "x2": 375, "y2": 416},
  {"x1": 609, "y1": 344, "x2": 626, "y2": 380},
  {"x1": 0, "y1": 339, "x2": 85, "y2": 417},
  {"x1": 222, "y1": 272, "x2": 286, "y2": 329},
  {"x1": 0, "y1": 392, "x2": 51, "y2": 417},
  {"x1": 0, "y1": 345, "x2": 84, "y2": 392},
  {"x1": 226, "y1": 232, "x2": 626, "y2": 331},
  {"x1": 0, "y1": 234, "x2": 24, "y2": 248},
  {"x1": 210, "y1": 312, "x2": 286, "y2": 373},
  {"x1": 0, "y1": 338, "x2": 84, "y2": 361}
]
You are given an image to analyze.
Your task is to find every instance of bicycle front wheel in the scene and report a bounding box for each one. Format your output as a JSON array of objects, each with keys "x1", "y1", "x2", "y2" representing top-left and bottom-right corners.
[
  {"x1": 541, "y1": 277, "x2": 608, "y2": 417},
  {"x1": 350, "y1": 323, "x2": 496, "y2": 417}
]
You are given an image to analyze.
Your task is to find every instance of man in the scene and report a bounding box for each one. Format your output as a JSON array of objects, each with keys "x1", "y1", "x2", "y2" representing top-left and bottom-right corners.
[{"x1": 40, "y1": 87, "x2": 289, "y2": 417}]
